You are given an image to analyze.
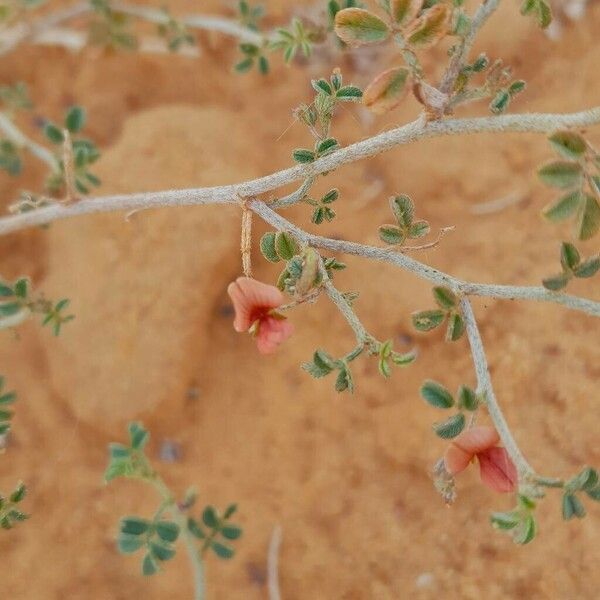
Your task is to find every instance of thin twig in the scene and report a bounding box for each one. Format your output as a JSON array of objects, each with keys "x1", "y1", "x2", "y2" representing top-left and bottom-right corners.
[
  {"x1": 460, "y1": 296, "x2": 534, "y2": 479},
  {"x1": 267, "y1": 525, "x2": 283, "y2": 600},
  {"x1": 1, "y1": 107, "x2": 599, "y2": 236},
  {"x1": 251, "y1": 202, "x2": 600, "y2": 318},
  {"x1": 0, "y1": 112, "x2": 57, "y2": 169},
  {"x1": 62, "y1": 129, "x2": 77, "y2": 204}
]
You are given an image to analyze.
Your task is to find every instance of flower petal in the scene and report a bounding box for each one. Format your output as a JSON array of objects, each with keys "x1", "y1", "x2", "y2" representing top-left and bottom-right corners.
[
  {"x1": 255, "y1": 316, "x2": 294, "y2": 355},
  {"x1": 478, "y1": 447, "x2": 518, "y2": 493},
  {"x1": 444, "y1": 426, "x2": 500, "y2": 475},
  {"x1": 227, "y1": 277, "x2": 284, "y2": 332}
]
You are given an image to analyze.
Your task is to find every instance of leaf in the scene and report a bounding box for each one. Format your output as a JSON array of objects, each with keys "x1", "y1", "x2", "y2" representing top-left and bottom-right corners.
[
  {"x1": 574, "y1": 256, "x2": 600, "y2": 278},
  {"x1": 560, "y1": 242, "x2": 580, "y2": 271},
  {"x1": 202, "y1": 505, "x2": 219, "y2": 529},
  {"x1": 335, "y1": 365, "x2": 353, "y2": 393},
  {"x1": 432, "y1": 286, "x2": 457, "y2": 310},
  {"x1": 0, "y1": 282, "x2": 13, "y2": 297},
  {"x1": 292, "y1": 148, "x2": 315, "y2": 163},
  {"x1": 570, "y1": 467, "x2": 598, "y2": 491},
  {"x1": 65, "y1": 106, "x2": 86, "y2": 133},
  {"x1": 211, "y1": 541, "x2": 235, "y2": 559},
  {"x1": 334, "y1": 8, "x2": 391, "y2": 46},
  {"x1": 408, "y1": 220, "x2": 430, "y2": 238},
  {"x1": 576, "y1": 194, "x2": 600, "y2": 241},
  {"x1": 275, "y1": 232, "x2": 299, "y2": 260},
  {"x1": 412, "y1": 309, "x2": 445, "y2": 332},
  {"x1": 120, "y1": 517, "x2": 151, "y2": 536},
  {"x1": 14, "y1": 278, "x2": 29, "y2": 299},
  {"x1": 311, "y1": 78, "x2": 333, "y2": 95},
  {"x1": 390, "y1": 194, "x2": 414, "y2": 228},
  {"x1": 585, "y1": 486, "x2": 600, "y2": 501},
  {"x1": 316, "y1": 137, "x2": 339, "y2": 155},
  {"x1": 420, "y1": 380, "x2": 454, "y2": 409},
  {"x1": 391, "y1": 350, "x2": 417, "y2": 365},
  {"x1": 378, "y1": 224, "x2": 405, "y2": 245},
  {"x1": 221, "y1": 524, "x2": 242, "y2": 540},
  {"x1": 118, "y1": 534, "x2": 145, "y2": 554},
  {"x1": 538, "y1": 161, "x2": 582, "y2": 189},
  {"x1": 433, "y1": 413, "x2": 466, "y2": 439},
  {"x1": 336, "y1": 86, "x2": 363, "y2": 101},
  {"x1": 260, "y1": 232, "x2": 280, "y2": 263},
  {"x1": 548, "y1": 131, "x2": 587, "y2": 160},
  {"x1": 457, "y1": 385, "x2": 478, "y2": 411},
  {"x1": 542, "y1": 190, "x2": 583, "y2": 222},
  {"x1": 405, "y1": 4, "x2": 450, "y2": 50},
  {"x1": 490, "y1": 510, "x2": 520, "y2": 530},
  {"x1": 535, "y1": 0, "x2": 552, "y2": 29},
  {"x1": 43, "y1": 123, "x2": 64, "y2": 144},
  {"x1": 542, "y1": 273, "x2": 569, "y2": 291},
  {"x1": 489, "y1": 90, "x2": 510, "y2": 115},
  {"x1": 445, "y1": 313, "x2": 464, "y2": 341},
  {"x1": 0, "y1": 302, "x2": 22, "y2": 317},
  {"x1": 363, "y1": 67, "x2": 411, "y2": 115},
  {"x1": 390, "y1": 0, "x2": 422, "y2": 25},
  {"x1": 150, "y1": 541, "x2": 176, "y2": 561},
  {"x1": 155, "y1": 521, "x2": 180, "y2": 543},
  {"x1": 513, "y1": 514, "x2": 536, "y2": 544},
  {"x1": 562, "y1": 493, "x2": 586, "y2": 520},
  {"x1": 187, "y1": 517, "x2": 206, "y2": 539},
  {"x1": 128, "y1": 422, "x2": 148, "y2": 450},
  {"x1": 142, "y1": 553, "x2": 159, "y2": 576}
]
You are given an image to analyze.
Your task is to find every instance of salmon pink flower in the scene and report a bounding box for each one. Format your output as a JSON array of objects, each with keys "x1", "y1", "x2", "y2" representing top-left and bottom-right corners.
[
  {"x1": 444, "y1": 426, "x2": 518, "y2": 493},
  {"x1": 227, "y1": 277, "x2": 293, "y2": 355}
]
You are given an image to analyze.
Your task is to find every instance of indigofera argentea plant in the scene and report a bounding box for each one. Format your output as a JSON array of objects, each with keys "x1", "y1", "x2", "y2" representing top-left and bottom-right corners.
[{"x1": 1, "y1": 0, "x2": 600, "y2": 598}]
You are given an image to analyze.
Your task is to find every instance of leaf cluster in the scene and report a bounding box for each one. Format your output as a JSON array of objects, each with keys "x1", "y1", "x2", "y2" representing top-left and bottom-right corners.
[{"x1": 412, "y1": 286, "x2": 464, "y2": 342}]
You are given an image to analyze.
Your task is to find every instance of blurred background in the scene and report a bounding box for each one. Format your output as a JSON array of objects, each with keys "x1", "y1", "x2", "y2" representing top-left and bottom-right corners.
[{"x1": 0, "y1": 0, "x2": 599, "y2": 597}]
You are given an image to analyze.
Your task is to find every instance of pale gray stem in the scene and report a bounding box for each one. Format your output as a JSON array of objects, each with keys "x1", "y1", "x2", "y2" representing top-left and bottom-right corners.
[
  {"x1": 251, "y1": 201, "x2": 600, "y2": 318},
  {"x1": 267, "y1": 525, "x2": 283, "y2": 600},
  {"x1": 460, "y1": 296, "x2": 534, "y2": 479},
  {"x1": 1, "y1": 107, "x2": 599, "y2": 236},
  {"x1": 0, "y1": 112, "x2": 57, "y2": 169}
]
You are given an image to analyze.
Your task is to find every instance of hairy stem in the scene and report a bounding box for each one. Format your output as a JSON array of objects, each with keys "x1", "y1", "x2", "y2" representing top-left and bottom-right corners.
[
  {"x1": 0, "y1": 112, "x2": 57, "y2": 169},
  {"x1": 1, "y1": 107, "x2": 599, "y2": 236},
  {"x1": 460, "y1": 296, "x2": 534, "y2": 479}
]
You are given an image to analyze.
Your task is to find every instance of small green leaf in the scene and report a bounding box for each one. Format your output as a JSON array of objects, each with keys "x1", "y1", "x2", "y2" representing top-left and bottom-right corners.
[
  {"x1": 13, "y1": 278, "x2": 29, "y2": 299},
  {"x1": 221, "y1": 524, "x2": 242, "y2": 540},
  {"x1": 43, "y1": 123, "x2": 64, "y2": 144},
  {"x1": 187, "y1": 517, "x2": 206, "y2": 539},
  {"x1": 150, "y1": 542, "x2": 176, "y2": 562},
  {"x1": 275, "y1": 232, "x2": 299, "y2": 260},
  {"x1": 390, "y1": 195, "x2": 414, "y2": 228},
  {"x1": 538, "y1": 161, "x2": 583, "y2": 189},
  {"x1": 446, "y1": 313, "x2": 464, "y2": 341},
  {"x1": 120, "y1": 517, "x2": 151, "y2": 536},
  {"x1": 155, "y1": 521, "x2": 180, "y2": 543},
  {"x1": 542, "y1": 273, "x2": 569, "y2": 291},
  {"x1": 542, "y1": 191, "x2": 583, "y2": 222},
  {"x1": 433, "y1": 413, "x2": 465, "y2": 439},
  {"x1": 334, "y1": 8, "x2": 391, "y2": 46},
  {"x1": 321, "y1": 189, "x2": 339, "y2": 204},
  {"x1": 128, "y1": 422, "x2": 149, "y2": 450},
  {"x1": 548, "y1": 131, "x2": 587, "y2": 160},
  {"x1": 489, "y1": 90, "x2": 511, "y2": 114},
  {"x1": 408, "y1": 220, "x2": 430, "y2": 238},
  {"x1": 421, "y1": 380, "x2": 454, "y2": 409},
  {"x1": 562, "y1": 493, "x2": 586, "y2": 520},
  {"x1": 491, "y1": 510, "x2": 520, "y2": 530},
  {"x1": 508, "y1": 80, "x2": 526, "y2": 96},
  {"x1": 574, "y1": 257, "x2": 600, "y2": 278},
  {"x1": 292, "y1": 148, "x2": 315, "y2": 163},
  {"x1": 0, "y1": 302, "x2": 22, "y2": 317},
  {"x1": 202, "y1": 505, "x2": 219, "y2": 529},
  {"x1": 432, "y1": 287, "x2": 457, "y2": 310},
  {"x1": 65, "y1": 106, "x2": 86, "y2": 133},
  {"x1": 312, "y1": 78, "x2": 333, "y2": 95},
  {"x1": 118, "y1": 534, "x2": 145, "y2": 554},
  {"x1": 560, "y1": 242, "x2": 580, "y2": 271},
  {"x1": 211, "y1": 541, "x2": 235, "y2": 559},
  {"x1": 412, "y1": 309, "x2": 445, "y2": 332},
  {"x1": 570, "y1": 467, "x2": 598, "y2": 492},
  {"x1": 260, "y1": 232, "x2": 280, "y2": 262},
  {"x1": 316, "y1": 137, "x2": 339, "y2": 155},
  {"x1": 336, "y1": 85, "x2": 363, "y2": 101},
  {"x1": 378, "y1": 224, "x2": 405, "y2": 245},
  {"x1": 405, "y1": 4, "x2": 450, "y2": 49},
  {"x1": 513, "y1": 514, "x2": 536, "y2": 544},
  {"x1": 142, "y1": 553, "x2": 159, "y2": 576},
  {"x1": 576, "y1": 194, "x2": 600, "y2": 241},
  {"x1": 0, "y1": 283, "x2": 13, "y2": 297},
  {"x1": 457, "y1": 385, "x2": 478, "y2": 411}
]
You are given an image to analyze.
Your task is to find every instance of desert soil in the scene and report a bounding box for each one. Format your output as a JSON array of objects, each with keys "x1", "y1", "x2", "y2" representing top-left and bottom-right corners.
[{"x1": 0, "y1": 0, "x2": 599, "y2": 598}]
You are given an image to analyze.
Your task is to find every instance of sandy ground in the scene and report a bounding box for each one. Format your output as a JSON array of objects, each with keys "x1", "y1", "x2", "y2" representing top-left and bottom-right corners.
[{"x1": 0, "y1": 0, "x2": 599, "y2": 598}]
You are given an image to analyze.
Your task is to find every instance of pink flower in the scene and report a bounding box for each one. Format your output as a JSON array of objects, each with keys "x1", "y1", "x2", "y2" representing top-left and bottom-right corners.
[
  {"x1": 227, "y1": 277, "x2": 294, "y2": 355},
  {"x1": 444, "y1": 426, "x2": 518, "y2": 493}
]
